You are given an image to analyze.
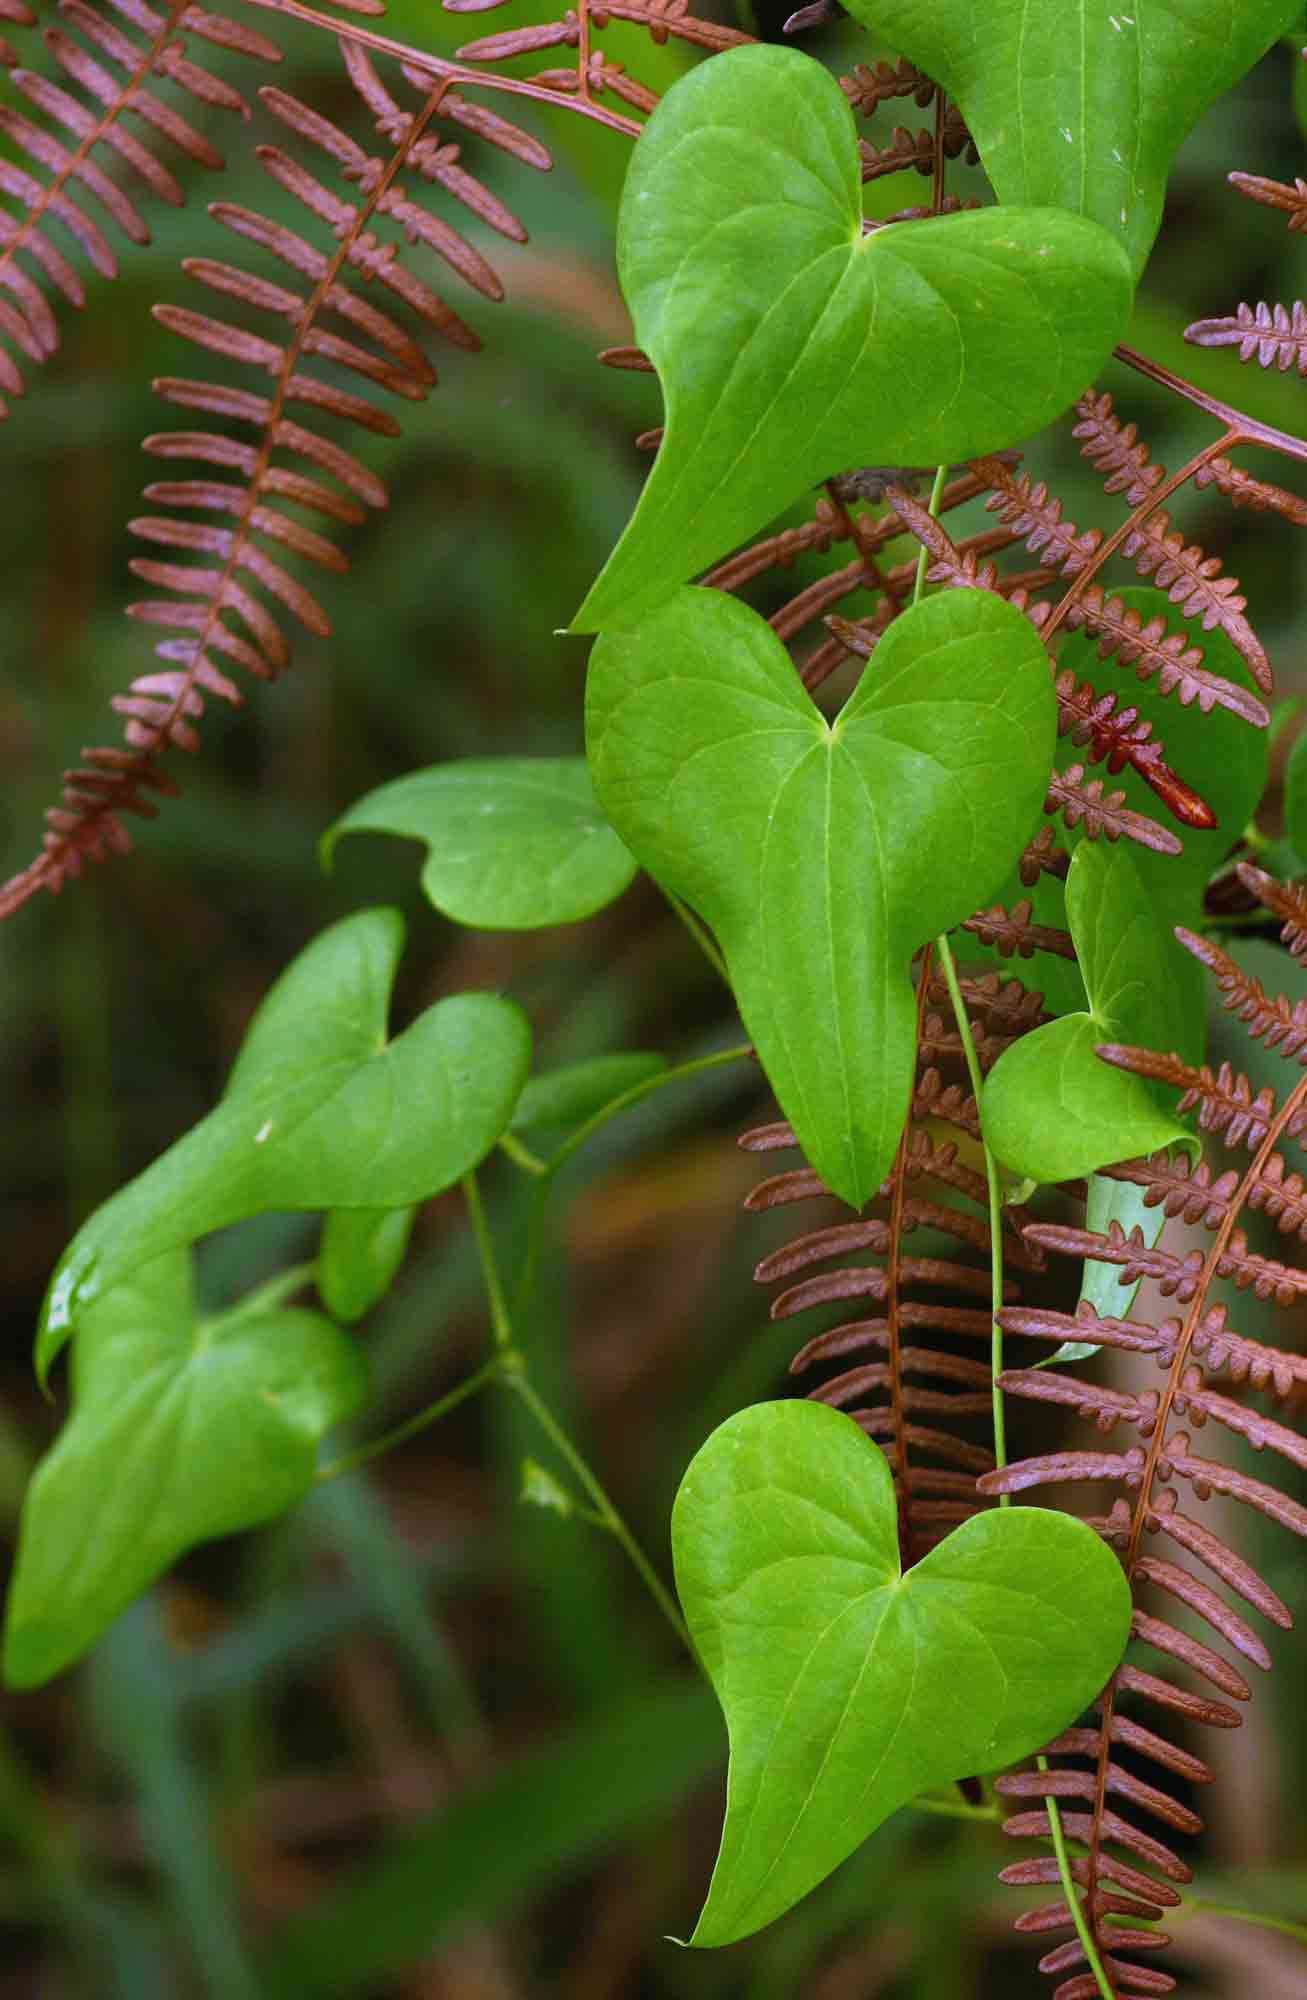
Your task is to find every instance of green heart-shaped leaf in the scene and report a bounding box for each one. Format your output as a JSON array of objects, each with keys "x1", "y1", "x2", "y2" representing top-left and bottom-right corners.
[
  {"x1": 586, "y1": 586, "x2": 1055, "y2": 1207},
  {"x1": 846, "y1": 0, "x2": 1300, "y2": 273},
  {"x1": 573, "y1": 46, "x2": 1133, "y2": 632},
  {"x1": 324, "y1": 759, "x2": 638, "y2": 929},
  {"x1": 981, "y1": 840, "x2": 1198, "y2": 1182},
  {"x1": 673, "y1": 1400, "x2": 1132, "y2": 1946},
  {"x1": 39, "y1": 909, "x2": 530, "y2": 1382},
  {"x1": 6, "y1": 1251, "x2": 368, "y2": 1688}
]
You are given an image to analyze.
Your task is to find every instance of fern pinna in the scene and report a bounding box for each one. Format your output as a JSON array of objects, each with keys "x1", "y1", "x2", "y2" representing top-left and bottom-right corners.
[{"x1": 973, "y1": 867, "x2": 1307, "y2": 1999}]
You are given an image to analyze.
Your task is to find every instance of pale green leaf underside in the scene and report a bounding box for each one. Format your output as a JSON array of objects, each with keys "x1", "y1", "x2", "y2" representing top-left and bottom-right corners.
[
  {"x1": 672, "y1": 1401, "x2": 1132, "y2": 1945},
  {"x1": 323, "y1": 759, "x2": 638, "y2": 930},
  {"x1": 38, "y1": 910, "x2": 530, "y2": 1382},
  {"x1": 7, "y1": 1252, "x2": 367, "y2": 1688},
  {"x1": 981, "y1": 841, "x2": 1196, "y2": 1182},
  {"x1": 573, "y1": 46, "x2": 1133, "y2": 631},
  {"x1": 586, "y1": 587, "x2": 1055, "y2": 1207},
  {"x1": 846, "y1": 0, "x2": 1301, "y2": 273},
  {"x1": 319, "y1": 1205, "x2": 417, "y2": 1323}
]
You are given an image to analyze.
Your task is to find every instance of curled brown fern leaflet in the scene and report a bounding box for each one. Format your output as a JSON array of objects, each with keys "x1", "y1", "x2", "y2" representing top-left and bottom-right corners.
[{"x1": 983, "y1": 875, "x2": 1307, "y2": 1998}]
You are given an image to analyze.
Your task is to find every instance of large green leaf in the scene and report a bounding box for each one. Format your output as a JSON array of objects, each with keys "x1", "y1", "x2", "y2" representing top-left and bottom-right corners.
[
  {"x1": 845, "y1": 0, "x2": 1300, "y2": 274},
  {"x1": 586, "y1": 587, "x2": 1055, "y2": 1207},
  {"x1": 981, "y1": 841, "x2": 1197, "y2": 1181},
  {"x1": 6, "y1": 1252, "x2": 368, "y2": 1688},
  {"x1": 572, "y1": 46, "x2": 1133, "y2": 631},
  {"x1": 323, "y1": 759, "x2": 638, "y2": 929},
  {"x1": 39, "y1": 910, "x2": 530, "y2": 1382},
  {"x1": 673, "y1": 1401, "x2": 1131, "y2": 1947}
]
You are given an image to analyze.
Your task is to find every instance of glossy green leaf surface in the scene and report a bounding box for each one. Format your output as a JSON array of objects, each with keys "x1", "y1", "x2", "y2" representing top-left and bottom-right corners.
[
  {"x1": 323, "y1": 759, "x2": 638, "y2": 929},
  {"x1": 319, "y1": 1206, "x2": 417, "y2": 1324},
  {"x1": 573, "y1": 46, "x2": 1133, "y2": 631},
  {"x1": 587, "y1": 587, "x2": 1055, "y2": 1207},
  {"x1": 510, "y1": 1052, "x2": 667, "y2": 1134},
  {"x1": 672, "y1": 1401, "x2": 1132, "y2": 1946},
  {"x1": 7, "y1": 1252, "x2": 368, "y2": 1688},
  {"x1": 39, "y1": 911, "x2": 530, "y2": 1382},
  {"x1": 846, "y1": 0, "x2": 1300, "y2": 273},
  {"x1": 981, "y1": 842, "x2": 1197, "y2": 1182}
]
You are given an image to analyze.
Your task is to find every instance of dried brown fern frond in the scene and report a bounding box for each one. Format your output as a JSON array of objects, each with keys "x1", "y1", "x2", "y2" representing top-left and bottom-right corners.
[
  {"x1": 1187, "y1": 299, "x2": 1307, "y2": 375},
  {"x1": 740, "y1": 950, "x2": 1050, "y2": 1565},
  {"x1": 858, "y1": 103, "x2": 974, "y2": 183},
  {"x1": 0, "y1": 0, "x2": 289, "y2": 416},
  {"x1": 838, "y1": 56, "x2": 934, "y2": 116},
  {"x1": 452, "y1": 0, "x2": 749, "y2": 110},
  {"x1": 0, "y1": 50, "x2": 551, "y2": 915},
  {"x1": 983, "y1": 874, "x2": 1307, "y2": 1997},
  {"x1": 1043, "y1": 766, "x2": 1182, "y2": 857},
  {"x1": 1228, "y1": 168, "x2": 1307, "y2": 231}
]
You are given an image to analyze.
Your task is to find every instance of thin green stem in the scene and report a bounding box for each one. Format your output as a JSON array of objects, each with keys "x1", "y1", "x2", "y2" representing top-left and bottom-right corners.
[
  {"x1": 1180, "y1": 1899, "x2": 1307, "y2": 1949},
  {"x1": 666, "y1": 890, "x2": 731, "y2": 983},
  {"x1": 509, "y1": 1371, "x2": 694, "y2": 1656},
  {"x1": 510, "y1": 1042, "x2": 755, "y2": 1321},
  {"x1": 912, "y1": 463, "x2": 949, "y2": 605},
  {"x1": 498, "y1": 1131, "x2": 547, "y2": 1177},
  {"x1": 315, "y1": 1357, "x2": 504, "y2": 1483},
  {"x1": 1037, "y1": 1762, "x2": 1117, "y2": 2000},
  {"x1": 463, "y1": 1171, "x2": 513, "y2": 1350},
  {"x1": 932, "y1": 932, "x2": 1008, "y2": 1490},
  {"x1": 544, "y1": 1043, "x2": 755, "y2": 1179},
  {"x1": 210, "y1": 1261, "x2": 319, "y2": 1327},
  {"x1": 908, "y1": 1792, "x2": 1000, "y2": 1824}
]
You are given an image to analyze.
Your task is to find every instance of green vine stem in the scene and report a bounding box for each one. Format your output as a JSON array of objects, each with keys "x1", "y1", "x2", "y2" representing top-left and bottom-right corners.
[
  {"x1": 917, "y1": 458, "x2": 1115, "y2": 2000},
  {"x1": 464, "y1": 1170, "x2": 694, "y2": 1655},
  {"x1": 315, "y1": 1357, "x2": 505, "y2": 1484}
]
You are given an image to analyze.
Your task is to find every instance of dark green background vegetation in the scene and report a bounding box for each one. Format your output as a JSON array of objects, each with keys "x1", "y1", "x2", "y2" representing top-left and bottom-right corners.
[{"x1": 3, "y1": 11, "x2": 1307, "y2": 1993}]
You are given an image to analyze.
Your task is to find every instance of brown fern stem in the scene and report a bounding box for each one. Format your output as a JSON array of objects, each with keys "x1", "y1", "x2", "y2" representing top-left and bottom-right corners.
[
  {"x1": 1040, "y1": 432, "x2": 1239, "y2": 647},
  {"x1": 240, "y1": 0, "x2": 645, "y2": 136},
  {"x1": 1082, "y1": 1064, "x2": 1307, "y2": 1967},
  {"x1": 1115, "y1": 342, "x2": 1307, "y2": 471}
]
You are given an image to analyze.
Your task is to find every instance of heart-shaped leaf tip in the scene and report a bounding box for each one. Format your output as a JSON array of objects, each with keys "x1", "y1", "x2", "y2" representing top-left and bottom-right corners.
[
  {"x1": 672, "y1": 1400, "x2": 1132, "y2": 1946},
  {"x1": 586, "y1": 586, "x2": 1056, "y2": 1207},
  {"x1": 573, "y1": 45, "x2": 1134, "y2": 631}
]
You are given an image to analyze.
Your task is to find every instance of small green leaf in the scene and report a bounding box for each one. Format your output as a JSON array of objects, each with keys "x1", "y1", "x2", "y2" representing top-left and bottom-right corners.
[
  {"x1": 587, "y1": 587, "x2": 1055, "y2": 1208},
  {"x1": 319, "y1": 1206, "x2": 416, "y2": 1324},
  {"x1": 573, "y1": 46, "x2": 1133, "y2": 631},
  {"x1": 672, "y1": 1401, "x2": 1131, "y2": 1946},
  {"x1": 510, "y1": 1052, "x2": 667, "y2": 1135},
  {"x1": 845, "y1": 0, "x2": 1300, "y2": 273},
  {"x1": 981, "y1": 842, "x2": 1198, "y2": 1182},
  {"x1": 1040, "y1": 1174, "x2": 1165, "y2": 1366},
  {"x1": 520, "y1": 1459, "x2": 576, "y2": 1517},
  {"x1": 323, "y1": 759, "x2": 637, "y2": 929},
  {"x1": 6, "y1": 1252, "x2": 368, "y2": 1688},
  {"x1": 39, "y1": 910, "x2": 530, "y2": 1382}
]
